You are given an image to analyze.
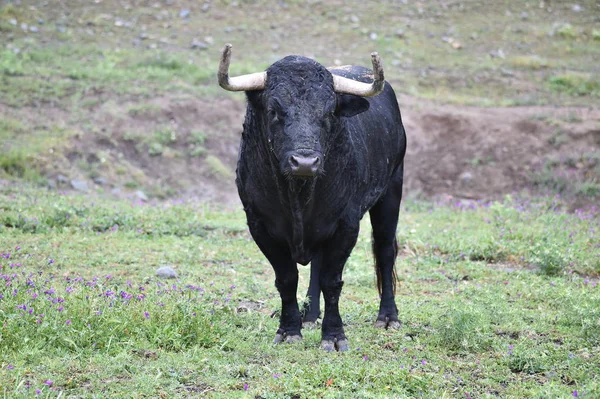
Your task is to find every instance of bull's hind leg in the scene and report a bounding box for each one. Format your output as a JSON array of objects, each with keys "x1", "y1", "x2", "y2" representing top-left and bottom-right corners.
[
  {"x1": 246, "y1": 218, "x2": 302, "y2": 344},
  {"x1": 301, "y1": 254, "x2": 321, "y2": 327},
  {"x1": 369, "y1": 165, "x2": 404, "y2": 329}
]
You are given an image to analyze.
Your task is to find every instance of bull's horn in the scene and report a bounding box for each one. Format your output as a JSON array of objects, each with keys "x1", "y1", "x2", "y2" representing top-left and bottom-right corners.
[
  {"x1": 218, "y1": 44, "x2": 266, "y2": 91},
  {"x1": 332, "y1": 52, "x2": 385, "y2": 97}
]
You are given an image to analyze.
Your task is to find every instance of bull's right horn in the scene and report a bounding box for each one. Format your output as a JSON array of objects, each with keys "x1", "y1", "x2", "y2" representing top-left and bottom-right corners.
[{"x1": 218, "y1": 44, "x2": 266, "y2": 91}]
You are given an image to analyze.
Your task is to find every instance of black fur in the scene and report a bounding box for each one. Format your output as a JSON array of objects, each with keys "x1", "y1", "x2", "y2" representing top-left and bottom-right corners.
[{"x1": 236, "y1": 56, "x2": 407, "y2": 348}]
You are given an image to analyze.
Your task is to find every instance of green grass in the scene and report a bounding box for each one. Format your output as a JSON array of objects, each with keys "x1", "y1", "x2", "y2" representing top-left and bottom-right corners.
[
  {"x1": 1, "y1": 1, "x2": 599, "y2": 107},
  {"x1": 0, "y1": 186, "x2": 599, "y2": 398},
  {"x1": 548, "y1": 73, "x2": 600, "y2": 97}
]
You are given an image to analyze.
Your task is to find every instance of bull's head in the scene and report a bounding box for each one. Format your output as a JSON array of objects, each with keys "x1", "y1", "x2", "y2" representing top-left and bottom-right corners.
[{"x1": 218, "y1": 44, "x2": 385, "y2": 178}]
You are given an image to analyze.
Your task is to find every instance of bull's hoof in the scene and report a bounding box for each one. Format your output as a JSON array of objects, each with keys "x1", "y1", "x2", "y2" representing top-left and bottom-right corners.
[
  {"x1": 274, "y1": 332, "x2": 302, "y2": 344},
  {"x1": 302, "y1": 321, "x2": 318, "y2": 330},
  {"x1": 375, "y1": 317, "x2": 401, "y2": 329},
  {"x1": 320, "y1": 339, "x2": 350, "y2": 352}
]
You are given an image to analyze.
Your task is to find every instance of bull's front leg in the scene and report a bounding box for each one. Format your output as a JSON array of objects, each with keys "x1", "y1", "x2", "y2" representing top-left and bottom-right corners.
[
  {"x1": 246, "y1": 218, "x2": 302, "y2": 344},
  {"x1": 319, "y1": 221, "x2": 360, "y2": 352}
]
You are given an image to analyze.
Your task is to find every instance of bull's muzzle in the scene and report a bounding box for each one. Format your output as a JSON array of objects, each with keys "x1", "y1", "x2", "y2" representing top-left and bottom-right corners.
[{"x1": 288, "y1": 153, "x2": 322, "y2": 177}]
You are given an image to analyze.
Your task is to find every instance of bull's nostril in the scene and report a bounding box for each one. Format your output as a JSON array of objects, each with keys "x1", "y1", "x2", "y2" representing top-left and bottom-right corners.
[{"x1": 290, "y1": 156, "x2": 300, "y2": 168}]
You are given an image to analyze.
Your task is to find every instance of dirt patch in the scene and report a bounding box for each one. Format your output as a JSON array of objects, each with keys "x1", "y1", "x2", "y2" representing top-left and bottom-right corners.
[
  {"x1": 2, "y1": 93, "x2": 598, "y2": 207},
  {"x1": 399, "y1": 95, "x2": 600, "y2": 205}
]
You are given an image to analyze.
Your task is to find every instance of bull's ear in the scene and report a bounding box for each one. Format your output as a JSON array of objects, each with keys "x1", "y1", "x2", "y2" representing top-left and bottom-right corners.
[
  {"x1": 336, "y1": 94, "x2": 370, "y2": 118},
  {"x1": 246, "y1": 90, "x2": 264, "y2": 110}
]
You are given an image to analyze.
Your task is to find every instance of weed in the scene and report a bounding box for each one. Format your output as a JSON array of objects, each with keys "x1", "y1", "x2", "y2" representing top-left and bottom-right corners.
[
  {"x1": 435, "y1": 304, "x2": 491, "y2": 352},
  {"x1": 509, "y1": 55, "x2": 550, "y2": 70},
  {"x1": 507, "y1": 348, "x2": 547, "y2": 374},
  {"x1": 548, "y1": 73, "x2": 600, "y2": 97},
  {"x1": 205, "y1": 155, "x2": 233, "y2": 179},
  {"x1": 554, "y1": 23, "x2": 578, "y2": 39},
  {"x1": 127, "y1": 103, "x2": 162, "y2": 118}
]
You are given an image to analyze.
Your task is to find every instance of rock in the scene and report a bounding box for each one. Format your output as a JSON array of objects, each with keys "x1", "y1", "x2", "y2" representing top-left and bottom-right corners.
[
  {"x1": 369, "y1": 32, "x2": 378, "y2": 40},
  {"x1": 204, "y1": 36, "x2": 214, "y2": 45},
  {"x1": 135, "y1": 190, "x2": 148, "y2": 202},
  {"x1": 350, "y1": 15, "x2": 359, "y2": 23},
  {"x1": 111, "y1": 187, "x2": 121, "y2": 196},
  {"x1": 391, "y1": 59, "x2": 401, "y2": 66},
  {"x1": 520, "y1": 11, "x2": 529, "y2": 20},
  {"x1": 201, "y1": 4, "x2": 210, "y2": 12},
  {"x1": 179, "y1": 9, "x2": 190, "y2": 18},
  {"x1": 224, "y1": 26, "x2": 232, "y2": 33},
  {"x1": 93, "y1": 177, "x2": 107, "y2": 185},
  {"x1": 395, "y1": 29, "x2": 405, "y2": 39},
  {"x1": 139, "y1": 32, "x2": 148, "y2": 40},
  {"x1": 190, "y1": 39, "x2": 208, "y2": 50},
  {"x1": 452, "y1": 41, "x2": 462, "y2": 49},
  {"x1": 9, "y1": 19, "x2": 17, "y2": 26},
  {"x1": 459, "y1": 171, "x2": 473, "y2": 183},
  {"x1": 156, "y1": 266, "x2": 178, "y2": 279},
  {"x1": 501, "y1": 68, "x2": 514, "y2": 77},
  {"x1": 29, "y1": 26, "x2": 39, "y2": 33},
  {"x1": 47, "y1": 179, "x2": 57, "y2": 189},
  {"x1": 490, "y1": 49, "x2": 505, "y2": 59},
  {"x1": 70, "y1": 179, "x2": 89, "y2": 192},
  {"x1": 572, "y1": 4, "x2": 582, "y2": 12},
  {"x1": 333, "y1": 59, "x2": 342, "y2": 66},
  {"x1": 56, "y1": 174, "x2": 68, "y2": 184}
]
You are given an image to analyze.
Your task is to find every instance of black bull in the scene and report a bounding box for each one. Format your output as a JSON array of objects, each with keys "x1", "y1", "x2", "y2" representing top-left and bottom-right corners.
[{"x1": 219, "y1": 46, "x2": 407, "y2": 351}]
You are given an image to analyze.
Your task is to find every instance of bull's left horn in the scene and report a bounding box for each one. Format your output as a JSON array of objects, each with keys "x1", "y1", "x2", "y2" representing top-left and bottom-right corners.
[
  {"x1": 218, "y1": 44, "x2": 266, "y2": 91},
  {"x1": 332, "y1": 52, "x2": 385, "y2": 97}
]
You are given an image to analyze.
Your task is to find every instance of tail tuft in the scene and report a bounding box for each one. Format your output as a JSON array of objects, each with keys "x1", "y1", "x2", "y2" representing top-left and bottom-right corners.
[{"x1": 372, "y1": 234, "x2": 398, "y2": 296}]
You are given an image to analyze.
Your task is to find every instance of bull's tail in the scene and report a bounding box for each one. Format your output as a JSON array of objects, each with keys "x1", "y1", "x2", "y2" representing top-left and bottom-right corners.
[{"x1": 372, "y1": 234, "x2": 398, "y2": 296}]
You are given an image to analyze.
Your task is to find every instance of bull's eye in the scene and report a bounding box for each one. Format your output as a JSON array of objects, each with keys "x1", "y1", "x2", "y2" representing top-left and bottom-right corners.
[{"x1": 268, "y1": 109, "x2": 282, "y2": 124}]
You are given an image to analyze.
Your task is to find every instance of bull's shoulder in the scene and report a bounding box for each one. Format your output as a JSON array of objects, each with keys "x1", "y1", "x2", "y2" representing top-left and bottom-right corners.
[{"x1": 328, "y1": 65, "x2": 373, "y2": 84}]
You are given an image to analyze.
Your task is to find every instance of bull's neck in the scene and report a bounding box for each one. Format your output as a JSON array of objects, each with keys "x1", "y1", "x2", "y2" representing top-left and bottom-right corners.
[{"x1": 285, "y1": 178, "x2": 317, "y2": 262}]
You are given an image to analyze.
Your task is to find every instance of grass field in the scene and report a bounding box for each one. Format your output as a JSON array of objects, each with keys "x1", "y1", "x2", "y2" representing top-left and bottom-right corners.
[
  {"x1": 1, "y1": 185, "x2": 598, "y2": 398},
  {"x1": 1, "y1": 0, "x2": 599, "y2": 398}
]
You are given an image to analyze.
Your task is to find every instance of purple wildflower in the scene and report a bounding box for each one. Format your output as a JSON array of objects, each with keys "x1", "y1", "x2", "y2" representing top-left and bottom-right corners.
[
  {"x1": 44, "y1": 380, "x2": 53, "y2": 387},
  {"x1": 243, "y1": 383, "x2": 249, "y2": 391},
  {"x1": 363, "y1": 355, "x2": 368, "y2": 361},
  {"x1": 35, "y1": 389, "x2": 41, "y2": 395},
  {"x1": 7, "y1": 365, "x2": 14, "y2": 370},
  {"x1": 66, "y1": 319, "x2": 71, "y2": 325},
  {"x1": 48, "y1": 259, "x2": 54, "y2": 265},
  {"x1": 573, "y1": 391, "x2": 578, "y2": 397},
  {"x1": 144, "y1": 311, "x2": 150, "y2": 319}
]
